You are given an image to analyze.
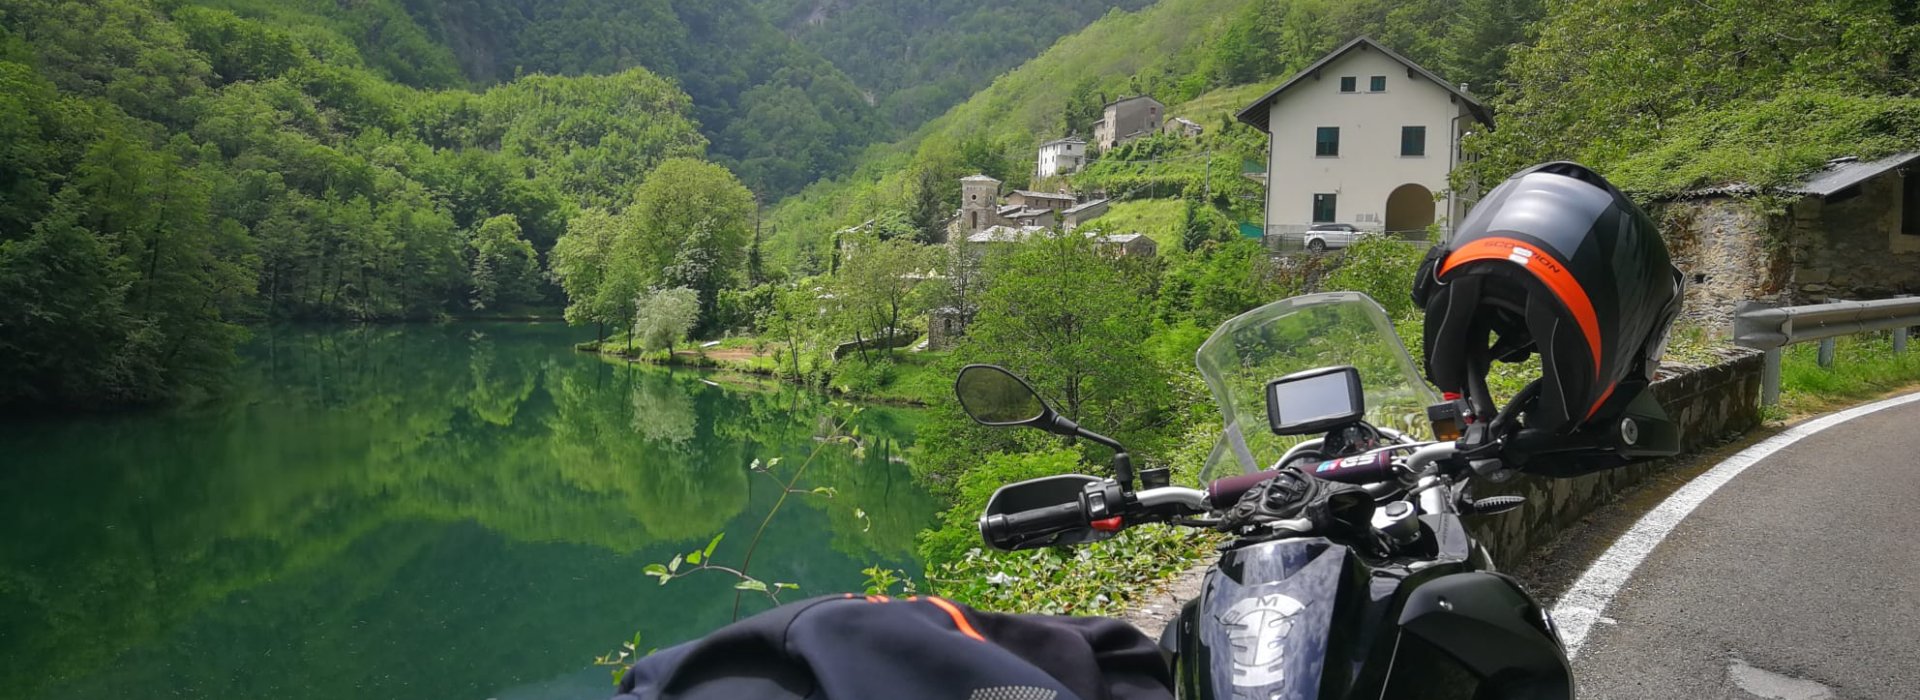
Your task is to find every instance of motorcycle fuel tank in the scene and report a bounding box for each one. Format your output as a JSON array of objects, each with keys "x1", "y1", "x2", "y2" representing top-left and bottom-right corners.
[{"x1": 1179, "y1": 538, "x2": 1375, "y2": 700}]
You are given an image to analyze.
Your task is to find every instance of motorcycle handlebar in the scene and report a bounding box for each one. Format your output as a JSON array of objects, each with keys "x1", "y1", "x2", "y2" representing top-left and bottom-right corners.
[{"x1": 979, "y1": 501, "x2": 1088, "y2": 549}]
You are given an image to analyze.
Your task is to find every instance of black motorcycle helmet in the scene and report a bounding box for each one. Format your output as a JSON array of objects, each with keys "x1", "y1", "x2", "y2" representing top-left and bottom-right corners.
[{"x1": 1413, "y1": 162, "x2": 1683, "y2": 436}]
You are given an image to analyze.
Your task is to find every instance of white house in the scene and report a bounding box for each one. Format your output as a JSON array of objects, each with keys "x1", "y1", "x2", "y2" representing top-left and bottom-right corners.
[
  {"x1": 1236, "y1": 37, "x2": 1492, "y2": 239},
  {"x1": 1036, "y1": 137, "x2": 1087, "y2": 178}
]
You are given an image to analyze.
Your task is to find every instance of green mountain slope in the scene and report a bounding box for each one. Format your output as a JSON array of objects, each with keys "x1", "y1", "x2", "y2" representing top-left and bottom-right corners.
[
  {"x1": 190, "y1": 0, "x2": 887, "y2": 197},
  {"x1": 753, "y1": 0, "x2": 1156, "y2": 129}
]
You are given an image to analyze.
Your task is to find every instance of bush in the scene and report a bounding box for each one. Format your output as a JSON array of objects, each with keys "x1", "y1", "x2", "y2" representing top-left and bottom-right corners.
[
  {"x1": 917, "y1": 447, "x2": 1085, "y2": 565},
  {"x1": 1319, "y1": 237, "x2": 1426, "y2": 318}
]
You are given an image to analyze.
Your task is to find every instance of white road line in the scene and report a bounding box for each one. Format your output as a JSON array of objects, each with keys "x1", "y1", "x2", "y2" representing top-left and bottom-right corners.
[{"x1": 1551, "y1": 390, "x2": 1920, "y2": 659}]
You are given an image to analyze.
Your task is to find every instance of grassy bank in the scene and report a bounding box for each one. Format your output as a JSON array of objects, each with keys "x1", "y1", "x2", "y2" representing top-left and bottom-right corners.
[
  {"x1": 578, "y1": 336, "x2": 948, "y2": 406},
  {"x1": 1776, "y1": 332, "x2": 1920, "y2": 417}
]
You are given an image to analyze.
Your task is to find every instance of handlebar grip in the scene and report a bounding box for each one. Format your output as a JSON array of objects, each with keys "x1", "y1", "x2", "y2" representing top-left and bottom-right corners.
[
  {"x1": 1207, "y1": 470, "x2": 1278, "y2": 508},
  {"x1": 979, "y1": 501, "x2": 1088, "y2": 550}
]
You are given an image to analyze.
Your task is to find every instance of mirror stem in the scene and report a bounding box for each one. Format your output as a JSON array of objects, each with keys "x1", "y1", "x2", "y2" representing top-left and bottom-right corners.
[{"x1": 1049, "y1": 414, "x2": 1134, "y2": 489}]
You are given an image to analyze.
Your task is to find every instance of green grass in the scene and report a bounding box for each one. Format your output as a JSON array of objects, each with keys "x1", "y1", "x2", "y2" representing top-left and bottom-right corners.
[
  {"x1": 1091, "y1": 198, "x2": 1187, "y2": 254},
  {"x1": 1777, "y1": 332, "x2": 1920, "y2": 416},
  {"x1": 1167, "y1": 82, "x2": 1272, "y2": 126}
]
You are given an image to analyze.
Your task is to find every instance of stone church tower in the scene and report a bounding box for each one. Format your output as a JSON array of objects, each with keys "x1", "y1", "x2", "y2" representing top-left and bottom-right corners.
[{"x1": 959, "y1": 174, "x2": 1001, "y2": 233}]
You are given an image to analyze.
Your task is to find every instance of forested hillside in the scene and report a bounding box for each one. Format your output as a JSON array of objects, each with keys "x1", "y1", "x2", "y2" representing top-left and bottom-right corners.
[
  {"x1": 183, "y1": 0, "x2": 883, "y2": 198},
  {"x1": 0, "y1": 0, "x2": 714, "y2": 407},
  {"x1": 752, "y1": 0, "x2": 1155, "y2": 129}
]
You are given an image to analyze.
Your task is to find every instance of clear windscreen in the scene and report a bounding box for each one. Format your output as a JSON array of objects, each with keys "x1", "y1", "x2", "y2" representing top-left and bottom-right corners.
[{"x1": 1195, "y1": 292, "x2": 1439, "y2": 481}]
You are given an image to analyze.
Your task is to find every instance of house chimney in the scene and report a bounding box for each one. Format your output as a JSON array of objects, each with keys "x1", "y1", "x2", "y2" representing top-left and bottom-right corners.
[{"x1": 1458, "y1": 82, "x2": 1470, "y2": 94}]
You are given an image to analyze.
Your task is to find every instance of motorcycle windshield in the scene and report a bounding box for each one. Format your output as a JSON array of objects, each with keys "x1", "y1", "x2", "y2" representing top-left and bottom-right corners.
[{"x1": 1195, "y1": 292, "x2": 1439, "y2": 480}]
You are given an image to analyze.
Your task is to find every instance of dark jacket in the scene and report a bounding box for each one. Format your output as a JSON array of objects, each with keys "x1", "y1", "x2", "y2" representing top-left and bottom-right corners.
[{"x1": 614, "y1": 594, "x2": 1173, "y2": 700}]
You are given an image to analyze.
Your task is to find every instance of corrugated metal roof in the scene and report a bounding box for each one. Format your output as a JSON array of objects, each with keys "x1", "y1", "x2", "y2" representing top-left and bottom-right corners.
[
  {"x1": 1668, "y1": 152, "x2": 1919, "y2": 201},
  {"x1": 1010, "y1": 189, "x2": 1075, "y2": 200},
  {"x1": 1786, "y1": 152, "x2": 1920, "y2": 197},
  {"x1": 1064, "y1": 198, "x2": 1110, "y2": 214}
]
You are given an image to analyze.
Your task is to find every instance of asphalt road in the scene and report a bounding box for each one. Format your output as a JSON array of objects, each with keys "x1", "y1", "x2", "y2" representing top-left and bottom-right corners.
[{"x1": 1571, "y1": 398, "x2": 1920, "y2": 700}]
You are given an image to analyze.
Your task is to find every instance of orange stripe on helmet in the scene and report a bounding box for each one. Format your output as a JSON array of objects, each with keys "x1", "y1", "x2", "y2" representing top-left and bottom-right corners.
[
  {"x1": 1441, "y1": 237, "x2": 1615, "y2": 418},
  {"x1": 923, "y1": 596, "x2": 986, "y2": 642}
]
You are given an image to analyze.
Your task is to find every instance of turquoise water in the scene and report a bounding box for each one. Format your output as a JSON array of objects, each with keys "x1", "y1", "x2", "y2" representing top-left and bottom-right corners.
[{"x1": 0, "y1": 323, "x2": 939, "y2": 700}]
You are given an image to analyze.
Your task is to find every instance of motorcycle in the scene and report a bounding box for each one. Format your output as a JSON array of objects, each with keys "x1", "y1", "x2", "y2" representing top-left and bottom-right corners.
[{"x1": 953, "y1": 292, "x2": 1680, "y2": 699}]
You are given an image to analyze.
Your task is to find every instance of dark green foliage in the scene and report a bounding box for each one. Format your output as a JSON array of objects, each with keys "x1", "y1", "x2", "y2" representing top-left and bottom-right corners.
[
  {"x1": 754, "y1": 0, "x2": 1155, "y2": 129},
  {"x1": 189, "y1": 0, "x2": 892, "y2": 197},
  {"x1": 0, "y1": 0, "x2": 713, "y2": 408},
  {"x1": 1467, "y1": 0, "x2": 1920, "y2": 196}
]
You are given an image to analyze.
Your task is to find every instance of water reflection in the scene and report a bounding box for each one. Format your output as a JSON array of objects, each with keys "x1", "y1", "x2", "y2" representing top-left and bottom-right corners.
[{"x1": 0, "y1": 323, "x2": 938, "y2": 700}]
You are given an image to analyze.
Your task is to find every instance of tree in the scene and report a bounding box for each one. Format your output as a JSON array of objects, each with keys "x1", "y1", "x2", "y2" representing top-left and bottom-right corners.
[
  {"x1": 466, "y1": 214, "x2": 540, "y2": 310},
  {"x1": 961, "y1": 232, "x2": 1168, "y2": 435},
  {"x1": 625, "y1": 158, "x2": 757, "y2": 332},
  {"x1": 548, "y1": 209, "x2": 621, "y2": 341},
  {"x1": 831, "y1": 234, "x2": 930, "y2": 363},
  {"x1": 633, "y1": 287, "x2": 700, "y2": 356},
  {"x1": 906, "y1": 167, "x2": 950, "y2": 245},
  {"x1": 759, "y1": 282, "x2": 828, "y2": 381}
]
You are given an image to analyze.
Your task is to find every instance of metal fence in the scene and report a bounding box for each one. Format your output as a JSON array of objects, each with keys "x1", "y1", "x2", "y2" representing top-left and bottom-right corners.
[{"x1": 1732, "y1": 297, "x2": 1920, "y2": 405}]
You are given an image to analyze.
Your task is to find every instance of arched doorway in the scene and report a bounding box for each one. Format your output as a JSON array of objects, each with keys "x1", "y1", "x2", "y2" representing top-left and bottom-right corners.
[{"x1": 1385, "y1": 184, "x2": 1435, "y2": 235}]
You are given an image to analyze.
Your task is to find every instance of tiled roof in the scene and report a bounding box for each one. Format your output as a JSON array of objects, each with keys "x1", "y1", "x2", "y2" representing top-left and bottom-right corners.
[
  {"x1": 1235, "y1": 36, "x2": 1491, "y2": 131},
  {"x1": 1064, "y1": 198, "x2": 1110, "y2": 215}
]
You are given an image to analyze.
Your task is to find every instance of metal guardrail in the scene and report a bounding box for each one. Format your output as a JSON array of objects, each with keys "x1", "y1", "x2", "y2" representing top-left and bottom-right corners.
[{"x1": 1733, "y1": 297, "x2": 1920, "y2": 405}]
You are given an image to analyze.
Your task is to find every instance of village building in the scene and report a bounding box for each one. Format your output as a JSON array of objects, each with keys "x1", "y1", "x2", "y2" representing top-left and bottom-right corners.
[
  {"x1": 1093, "y1": 96, "x2": 1165, "y2": 150},
  {"x1": 1062, "y1": 198, "x2": 1111, "y2": 229},
  {"x1": 1036, "y1": 137, "x2": 1087, "y2": 178},
  {"x1": 1654, "y1": 152, "x2": 1920, "y2": 329},
  {"x1": 997, "y1": 204, "x2": 1057, "y2": 228},
  {"x1": 1094, "y1": 232, "x2": 1158, "y2": 257},
  {"x1": 947, "y1": 174, "x2": 1107, "y2": 240},
  {"x1": 1163, "y1": 116, "x2": 1204, "y2": 138},
  {"x1": 1236, "y1": 36, "x2": 1492, "y2": 244}
]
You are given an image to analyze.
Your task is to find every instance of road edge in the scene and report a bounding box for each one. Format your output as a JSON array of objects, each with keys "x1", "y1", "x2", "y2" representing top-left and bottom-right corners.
[{"x1": 1549, "y1": 389, "x2": 1920, "y2": 659}]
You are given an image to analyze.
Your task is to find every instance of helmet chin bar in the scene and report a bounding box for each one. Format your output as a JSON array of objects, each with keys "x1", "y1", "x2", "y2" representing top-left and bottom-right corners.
[{"x1": 1497, "y1": 379, "x2": 1683, "y2": 478}]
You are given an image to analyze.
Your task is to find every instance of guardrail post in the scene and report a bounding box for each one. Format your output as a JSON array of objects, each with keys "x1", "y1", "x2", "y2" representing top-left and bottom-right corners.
[
  {"x1": 1817, "y1": 338, "x2": 1836, "y2": 367},
  {"x1": 1761, "y1": 348, "x2": 1782, "y2": 406},
  {"x1": 1897, "y1": 326, "x2": 1909, "y2": 354}
]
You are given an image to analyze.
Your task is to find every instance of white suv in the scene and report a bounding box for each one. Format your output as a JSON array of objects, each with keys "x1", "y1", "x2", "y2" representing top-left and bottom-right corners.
[{"x1": 1303, "y1": 223, "x2": 1364, "y2": 252}]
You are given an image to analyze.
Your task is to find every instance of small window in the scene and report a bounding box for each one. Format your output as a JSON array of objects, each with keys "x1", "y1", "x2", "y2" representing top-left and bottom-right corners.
[
  {"x1": 1312, "y1": 194, "x2": 1337, "y2": 223},
  {"x1": 1401, "y1": 126, "x2": 1427, "y2": 157},
  {"x1": 1339, "y1": 76, "x2": 1356, "y2": 93},
  {"x1": 1904, "y1": 174, "x2": 1920, "y2": 236},
  {"x1": 1370, "y1": 76, "x2": 1387, "y2": 92},
  {"x1": 1315, "y1": 127, "x2": 1340, "y2": 157}
]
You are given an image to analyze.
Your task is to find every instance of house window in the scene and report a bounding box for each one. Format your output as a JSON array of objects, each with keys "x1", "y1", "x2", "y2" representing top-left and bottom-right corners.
[
  {"x1": 1904, "y1": 174, "x2": 1920, "y2": 236},
  {"x1": 1312, "y1": 194, "x2": 1337, "y2": 223},
  {"x1": 1315, "y1": 127, "x2": 1340, "y2": 157},
  {"x1": 1370, "y1": 76, "x2": 1387, "y2": 92},
  {"x1": 1401, "y1": 126, "x2": 1427, "y2": 157},
  {"x1": 1339, "y1": 76, "x2": 1356, "y2": 93}
]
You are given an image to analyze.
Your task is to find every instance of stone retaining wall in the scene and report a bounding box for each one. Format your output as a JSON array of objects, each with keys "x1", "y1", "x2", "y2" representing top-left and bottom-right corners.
[{"x1": 1467, "y1": 351, "x2": 1765, "y2": 570}]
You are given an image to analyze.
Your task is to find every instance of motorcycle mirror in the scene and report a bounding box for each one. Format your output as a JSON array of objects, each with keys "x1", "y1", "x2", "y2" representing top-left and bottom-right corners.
[{"x1": 955, "y1": 364, "x2": 1056, "y2": 428}]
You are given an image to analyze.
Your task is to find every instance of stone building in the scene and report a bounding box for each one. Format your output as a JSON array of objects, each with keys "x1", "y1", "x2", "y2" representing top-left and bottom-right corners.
[
  {"x1": 1655, "y1": 153, "x2": 1920, "y2": 329},
  {"x1": 1093, "y1": 96, "x2": 1164, "y2": 150},
  {"x1": 1036, "y1": 137, "x2": 1087, "y2": 178},
  {"x1": 1063, "y1": 198, "x2": 1111, "y2": 229},
  {"x1": 957, "y1": 174, "x2": 1002, "y2": 234},
  {"x1": 1007, "y1": 190, "x2": 1076, "y2": 212},
  {"x1": 1164, "y1": 116, "x2": 1204, "y2": 138},
  {"x1": 1095, "y1": 233, "x2": 1158, "y2": 257}
]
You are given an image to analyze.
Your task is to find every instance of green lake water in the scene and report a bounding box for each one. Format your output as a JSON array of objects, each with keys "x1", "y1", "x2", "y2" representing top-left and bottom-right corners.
[{"x1": 0, "y1": 323, "x2": 941, "y2": 700}]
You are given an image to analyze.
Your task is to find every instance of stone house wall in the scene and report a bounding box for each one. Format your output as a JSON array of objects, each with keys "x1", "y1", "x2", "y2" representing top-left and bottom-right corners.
[
  {"x1": 1655, "y1": 170, "x2": 1920, "y2": 332},
  {"x1": 1467, "y1": 351, "x2": 1765, "y2": 570},
  {"x1": 1780, "y1": 173, "x2": 1920, "y2": 303}
]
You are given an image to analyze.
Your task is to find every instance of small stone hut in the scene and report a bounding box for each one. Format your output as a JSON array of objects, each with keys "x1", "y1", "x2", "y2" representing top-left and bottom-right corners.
[{"x1": 1653, "y1": 153, "x2": 1920, "y2": 330}]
